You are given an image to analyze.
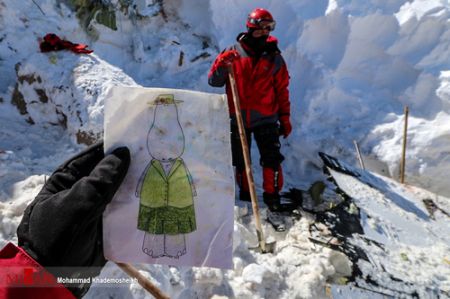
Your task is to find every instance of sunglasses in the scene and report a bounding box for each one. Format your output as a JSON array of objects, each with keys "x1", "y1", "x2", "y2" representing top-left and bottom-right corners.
[{"x1": 249, "y1": 19, "x2": 276, "y2": 31}]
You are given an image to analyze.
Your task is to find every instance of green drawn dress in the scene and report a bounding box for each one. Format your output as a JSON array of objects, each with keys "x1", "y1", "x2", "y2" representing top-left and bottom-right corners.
[{"x1": 138, "y1": 158, "x2": 196, "y2": 235}]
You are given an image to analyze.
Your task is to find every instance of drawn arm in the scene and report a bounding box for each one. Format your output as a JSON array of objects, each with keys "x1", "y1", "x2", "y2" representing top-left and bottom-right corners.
[
  {"x1": 183, "y1": 161, "x2": 197, "y2": 197},
  {"x1": 135, "y1": 161, "x2": 152, "y2": 198}
]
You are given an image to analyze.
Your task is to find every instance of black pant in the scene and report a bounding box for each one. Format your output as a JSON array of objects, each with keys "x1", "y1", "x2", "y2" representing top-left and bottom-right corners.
[{"x1": 231, "y1": 123, "x2": 285, "y2": 172}]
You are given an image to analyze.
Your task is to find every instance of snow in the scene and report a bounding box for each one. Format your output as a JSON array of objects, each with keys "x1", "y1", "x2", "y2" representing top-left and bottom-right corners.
[
  {"x1": 330, "y1": 166, "x2": 450, "y2": 244},
  {"x1": 321, "y1": 154, "x2": 450, "y2": 297},
  {"x1": 1, "y1": 0, "x2": 450, "y2": 298}
]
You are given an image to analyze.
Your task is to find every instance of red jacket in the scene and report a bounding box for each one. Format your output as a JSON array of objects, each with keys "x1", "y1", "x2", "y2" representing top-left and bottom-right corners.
[
  {"x1": 0, "y1": 243, "x2": 75, "y2": 299},
  {"x1": 208, "y1": 34, "x2": 290, "y2": 128}
]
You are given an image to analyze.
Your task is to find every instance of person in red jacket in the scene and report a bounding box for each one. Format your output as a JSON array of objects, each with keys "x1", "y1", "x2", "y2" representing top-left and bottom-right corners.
[
  {"x1": 0, "y1": 142, "x2": 130, "y2": 298},
  {"x1": 208, "y1": 8, "x2": 292, "y2": 211}
]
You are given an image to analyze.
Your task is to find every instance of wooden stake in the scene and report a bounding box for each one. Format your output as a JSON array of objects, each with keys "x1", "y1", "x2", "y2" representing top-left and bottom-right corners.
[
  {"x1": 228, "y1": 65, "x2": 269, "y2": 253},
  {"x1": 353, "y1": 140, "x2": 365, "y2": 170},
  {"x1": 178, "y1": 51, "x2": 184, "y2": 66},
  {"x1": 116, "y1": 263, "x2": 170, "y2": 299},
  {"x1": 400, "y1": 106, "x2": 409, "y2": 184}
]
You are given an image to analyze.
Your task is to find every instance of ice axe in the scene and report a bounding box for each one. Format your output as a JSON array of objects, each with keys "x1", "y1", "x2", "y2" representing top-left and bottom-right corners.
[{"x1": 227, "y1": 65, "x2": 275, "y2": 254}]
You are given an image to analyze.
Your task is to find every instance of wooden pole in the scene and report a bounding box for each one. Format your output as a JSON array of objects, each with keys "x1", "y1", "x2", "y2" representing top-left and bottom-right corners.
[
  {"x1": 178, "y1": 51, "x2": 184, "y2": 66},
  {"x1": 400, "y1": 106, "x2": 409, "y2": 184},
  {"x1": 116, "y1": 263, "x2": 170, "y2": 299},
  {"x1": 353, "y1": 140, "x2": 365, "y2": 170},
  {"x1": 228, "y1": 65, "x2": 268, "y2": 253}
]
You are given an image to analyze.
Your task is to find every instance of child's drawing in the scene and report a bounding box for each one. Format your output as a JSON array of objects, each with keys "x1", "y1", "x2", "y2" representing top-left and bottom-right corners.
[{"x1": 135, "y1": 94, "x2": 197, "y2": 259}]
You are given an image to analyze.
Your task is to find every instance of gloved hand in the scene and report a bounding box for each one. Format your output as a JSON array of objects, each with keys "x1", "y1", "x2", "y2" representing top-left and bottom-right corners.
[
  {"x1": 17, "y1": 141, "x2": 130, "y2": 298},
  {"x1": 217, "y1": 49, "x2": 239, "y2": 67},
  {"x1": 279, "y1": 115, "x2": 292, "y2": 138}
]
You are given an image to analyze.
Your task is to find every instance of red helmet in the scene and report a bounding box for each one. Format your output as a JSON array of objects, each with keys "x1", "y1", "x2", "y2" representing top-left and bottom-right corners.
[{"x1": 246, "y1": 8, "x2": 276, "y2": 31}]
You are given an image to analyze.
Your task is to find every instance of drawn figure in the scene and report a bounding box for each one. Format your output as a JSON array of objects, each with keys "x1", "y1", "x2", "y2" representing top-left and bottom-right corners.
[{"x1": 135, "y1": 94, "x2": 197, "y2": 258}]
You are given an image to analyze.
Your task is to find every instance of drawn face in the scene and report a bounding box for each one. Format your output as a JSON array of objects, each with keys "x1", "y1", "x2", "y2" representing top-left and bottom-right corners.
[{"x1": 147, "y1": 103, "x2": 185, "y2": 161}]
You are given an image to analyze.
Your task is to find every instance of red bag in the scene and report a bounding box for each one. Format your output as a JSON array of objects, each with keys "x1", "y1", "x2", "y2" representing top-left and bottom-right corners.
[{"x1": 40, "y1": 33, "x2": 93, "y2": 54}]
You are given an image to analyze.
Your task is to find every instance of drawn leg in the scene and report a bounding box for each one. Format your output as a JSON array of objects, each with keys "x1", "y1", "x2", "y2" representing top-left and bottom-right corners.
[
  {"x1": 142, "y1": 232, "x2": 165, "y2": 258},
  {"x1": 164, "y1": 234, "x2": 186, "y2": 258}
]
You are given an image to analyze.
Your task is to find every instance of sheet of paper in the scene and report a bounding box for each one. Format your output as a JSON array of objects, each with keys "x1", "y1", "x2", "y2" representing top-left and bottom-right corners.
[{"x1": 103, "y1": 86, "x2": 234, "y2": 269}]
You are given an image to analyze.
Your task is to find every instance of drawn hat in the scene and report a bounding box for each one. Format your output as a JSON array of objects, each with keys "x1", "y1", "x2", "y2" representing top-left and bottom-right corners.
[{"x1": 149, "y1": 94, "x2": 183, "y2": 106}]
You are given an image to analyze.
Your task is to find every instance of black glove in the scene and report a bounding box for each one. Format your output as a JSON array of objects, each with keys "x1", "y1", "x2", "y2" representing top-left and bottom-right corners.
[{"x1": 17, "y1": 141, "x2": 130, "y2": 298}]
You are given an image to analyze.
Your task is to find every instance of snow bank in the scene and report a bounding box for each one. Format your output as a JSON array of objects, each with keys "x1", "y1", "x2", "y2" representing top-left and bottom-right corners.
[
  {"x1": 325, "y1": 157, "x2": 450, "y2": 297},
  {"x1": 2, "y1": 0, "x2": 449, "y2": 195},
  {"x1": 206, "y1": 0, "x2": 450, "y2": 196},
  {"x1": 12, "y1": 53, "x2": 137, "y2": 144}
]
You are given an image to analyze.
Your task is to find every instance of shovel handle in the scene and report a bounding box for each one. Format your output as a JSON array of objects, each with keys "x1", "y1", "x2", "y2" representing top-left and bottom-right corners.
[
  {"x1": 116, "y1": 262, "x2": 170, "y2": 299},
  {"x1": 227, "y1": 65, "x2": 267, "y2": 253}
]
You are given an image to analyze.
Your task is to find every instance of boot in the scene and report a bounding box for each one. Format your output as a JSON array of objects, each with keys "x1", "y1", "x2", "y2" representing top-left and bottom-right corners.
[
  {"x1": 263, "y1": 192, "x2": 281, "y2": 212},
  {"x1": 266, "y1": 208, "x2": 286, "y2": 231},
  {"x1": 264, "y1": 192, "x2": 286, "y2": 231}
]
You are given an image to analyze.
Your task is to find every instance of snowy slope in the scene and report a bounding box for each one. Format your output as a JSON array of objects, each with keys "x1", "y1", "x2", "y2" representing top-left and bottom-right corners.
[
  {"x1": 2, "y1": 0, "x2": 450, "y2": 195},
  {"x1": 320, "y1": 153, "x2": 450, "y2": 298},
  {"x1": 1, "y1": 0, "x2": 450, "y2": 298}
]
